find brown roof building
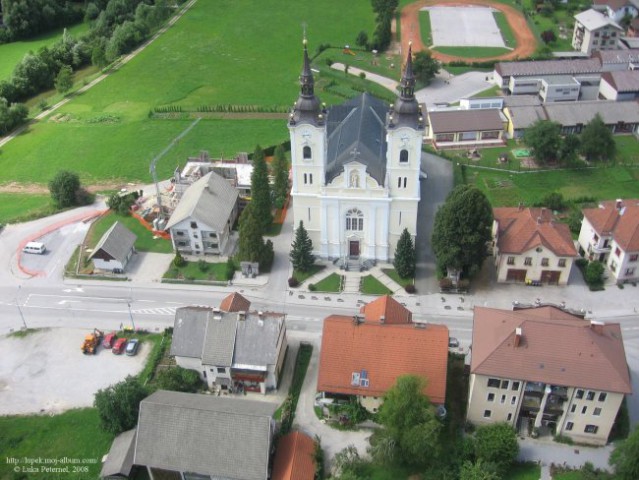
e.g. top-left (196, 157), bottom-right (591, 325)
top-left (578, 199), bottom-right (639, 283)
top-left (467, 306), bottom-right (631, 445)
top-left (317, 296), bottom-right (448, 411)
top-left (426, 108), bottom-right (505, 148)
top-left (271, 431), bottom-right (316, 480)
top-left (220, 292), bottom-right (251, 312)
top-left (492, 207), bottom-right (578, 285)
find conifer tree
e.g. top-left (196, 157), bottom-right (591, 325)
top-left (393, 228), bottom-right (416, 278)
top-left (272, 144), bottom-right (289, 209)
top-left (290, 221), bottom-right (315, 272)
top-left (250, 144), bottom-right (273, 231)
top-left (237, 205), bottom-right (271, 267)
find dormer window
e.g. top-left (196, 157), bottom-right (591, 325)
top-left (303, 146), bottom-right (311, 159)
top-left (399, 149), bottom-right (408, 163)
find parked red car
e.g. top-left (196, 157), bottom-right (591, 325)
top-left (112, 338), bottom-right (127, 355)
top-left (103, 332), bottom-right (117, 349)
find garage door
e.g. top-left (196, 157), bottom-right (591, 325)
top-left (506, 269), bottom-right (527, 282)
top-left (541, 270), bottom-right (561, 284)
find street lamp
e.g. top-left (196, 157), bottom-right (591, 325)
top-left (127, 303), bottom-right (136, 332)
top-left (16, 285), bottom-right (27, 330)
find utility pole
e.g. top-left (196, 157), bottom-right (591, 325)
top-left (127, 303), bottom-right (136, 331)
top-left (149, 117), bottom-right (202, 221)
top-left (16, 285), bottom-right (27, 329)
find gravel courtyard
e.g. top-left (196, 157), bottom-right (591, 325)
top-left (0, 328), bottom-right (149, 415)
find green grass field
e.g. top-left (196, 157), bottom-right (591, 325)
top-left (0, 22), bottom-right (89, 81)
top-left (0, 0), bottom-right (377, 187)
top-left (163, 260), bottom-right (228, 281)
top-left (433, 46), bottom-right (511, 57)
top-left (86, 212), bottom-right (173, 253)
top-left (0, 408), bottom-right (114, 480)
top-left (311, 272), bottom-right (342, 292)
top-left (419, 11), bottom-right (432, 46)
top-left (360, 275), bottom-right (392, 295)
top-left (0, 193), bottom-right (54, 224)
top-left (493, 12), bottom-right (517, 48)
top-left (503, 462), bottom-right (542, 480)
top-left (381, 268), bottom-right (413, 287)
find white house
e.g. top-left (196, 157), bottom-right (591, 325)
top-left (598, 70), bottom-right (639, 100)
top-left (492, 207), bottom-right (577, 284)
top-left (592, 0), bottom-right (639, 24)
top-left (578, 199), bottom-right (639, 283)
top-left (170, 294), bottom-right (287, 394)
top-left (573, 9), bottom-right (623, 54)
top-left (288, 41), bottom-right (424, 266)
top-left (89, 221), bottom-right (137, 273)
top-left (165, 171), bottom-right (239, 256)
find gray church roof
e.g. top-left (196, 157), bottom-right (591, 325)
top-left (326, 93), bottom-right (389, 186)
top-left (89, 221), bottom-right (136, 263)
top-left (166, 171), bottom-right (238, 230)
top-left (134, 391), bottom-right (276, 480)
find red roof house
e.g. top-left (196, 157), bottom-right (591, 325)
top-left (271, 431), bottom-right (316, 480)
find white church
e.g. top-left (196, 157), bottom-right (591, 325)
top-left (288, 41), bottom-right (425, 264)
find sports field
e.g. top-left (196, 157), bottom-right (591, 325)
top-left (0, 0), bottom-right (376, 186)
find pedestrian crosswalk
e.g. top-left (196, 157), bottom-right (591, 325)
top-left (131, 307), bottom-right (177, 316)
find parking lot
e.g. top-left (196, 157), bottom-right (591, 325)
top-left (0, 327), bottom-right (149, 415)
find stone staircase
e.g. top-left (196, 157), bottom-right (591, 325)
top-left (345, 257), bottom-right (361, 272)
top-left (342, 274), bottom-right (361, 293)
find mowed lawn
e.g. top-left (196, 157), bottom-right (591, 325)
top-left (0, 0), bottom-right (376, 186)
top-left (0, 193), bottom-right (52, 224)
top-left (0, 22), bottom-right (89, 80)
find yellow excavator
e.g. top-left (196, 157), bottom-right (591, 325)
top-left (81, 329), bottom-right (104, 354)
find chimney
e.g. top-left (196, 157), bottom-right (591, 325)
top-left (514, 327), bottom-right (522, 347)
top-left (238, 310), bottom-right (246, 321)
top-left (379, 315), bottom-right (385, 324)
top-left (615, 199), bottom-right (623, 210)
top-left (590, 320), bottom-right (604, 335)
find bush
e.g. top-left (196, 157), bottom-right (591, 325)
top-left (48, 170), bottom-right (82, 208)
top-left (197, 259), bottom-right (208, 273)
top-left (585, 261), bottom-right (604, 285)
top-left (440, 277), bottom-right (453, 290)
top-left (457, 279), bottom-right (470, 290)
top-left (156, 366), bottom-right (202, 393)
top-left (288, 277), bottom-right (299, 288)
top-left (404, 284), bottom-right (416, 294)
top-left (308, 283), bottom-right (317, 291)
top-left (540, 192), bottom-right (566, 211)
top-left (225, 258), bottom-right (235, 281)
top-left (173, 252), bottom-right (186, 268)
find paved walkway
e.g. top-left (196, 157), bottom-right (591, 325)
top-left (518, 437), bottom-right (614, 476)
top-left (331, 63), bottom-right (399, 92)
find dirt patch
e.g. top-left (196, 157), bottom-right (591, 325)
top-left (0, 181), bottom-right (143, 195)
top-left (401, 0), bottom-right (538, 62)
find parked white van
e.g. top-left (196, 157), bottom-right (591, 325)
top-left (23, 242), bottom-right (46, 254)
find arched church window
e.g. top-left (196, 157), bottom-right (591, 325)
top-left (399, 149), bottom-right (408, 163)
top-left (303, 146), bottom-right (312, 159)
top-left (345, 208), bottom-right (364, 231)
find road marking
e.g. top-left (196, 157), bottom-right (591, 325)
top-left (57, 300), bottom-right (80, 305)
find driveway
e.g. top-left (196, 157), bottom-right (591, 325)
top-left (416, 70), bottom-right (493, 107)
top-left (415, 152), bottom-right (453, 294)
top-left (0, 327), bottom-right (149, 415)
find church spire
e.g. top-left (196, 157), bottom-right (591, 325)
top-left (389, 42), bottom-right (422, 129)
top-left (290, 37), bottom-right (323, 126)
top-left (399, 43), bottom-right (416, 100)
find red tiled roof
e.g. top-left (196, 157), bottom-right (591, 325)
top-left (219, 292), bottom-right (251, 312)
top-left (471, 306), bottom-right (632, 394)
top-left (583, 199), bottom-right (639, 251)
top-left (271, 431), bottom-right (316, 480)
top-left (493, 207), bottom-right (577, 256)
top-left (317, 315), bottom-right (449, 404)
top-left (360, 295), bottom-right (412, 324)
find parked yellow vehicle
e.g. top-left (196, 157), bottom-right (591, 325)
top-left (81, 329), bottom-right (104, 354)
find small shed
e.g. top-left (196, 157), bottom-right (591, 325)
top-left (89, 221), bottom-right (137, 273)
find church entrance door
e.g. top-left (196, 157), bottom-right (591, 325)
top-left (349, 240), bottom-right (360, 258)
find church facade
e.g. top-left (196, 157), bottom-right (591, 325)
top-left (288, 42), bottom-right (424, 263)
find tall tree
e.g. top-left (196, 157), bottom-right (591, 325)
top-left (375, 374), bottom-right (442, 466)
top-left (237, 205), bottom-right (273, 268)
top-left (94, 375), bottom-right (148, 435)
top-left (55, 65), bottom-right (73, 94)
top-left (523, 120), bottom-right (562, 164)
top-left (48, 170), bottom-right (81, 208)
top-left (393, 228), bottom-right (416, 278)
top-left (271, 144), bottom-right (289, 209)
top-left (580, 114), bottom-right (616, 162)
top-left (609, 425), bottom-right (639, 480)
top-left (431, 185), bottom-right (493, 278)
top-left (474, 423), bottom-right (519, 475)
top-left (290, 221), bottom-right (315, 273)
top-left (412, 51), bottom-right (440, 85)
top-left (250, 144), bottom-right (273, 231)
top-left (459, 460), bottom-right (501, 480)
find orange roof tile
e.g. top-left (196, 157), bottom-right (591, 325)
top-left (471, 306), bottom-right (631, 394)
top-left (360, 295), bottom-right (412, 324)
top-left (271, 431), bottom-right (316, 480)
top-left (583, 199), bottom-right (639, 252)
top-left (493, 207), bottom-right (577, 256)
top-left (219, 292), bottom-right (251, 313)
top-left (317, 315), bottom-right (449, 404)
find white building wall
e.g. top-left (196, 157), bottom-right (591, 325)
top-left (598, 78), bottom-right (619, 100)
top-left (93, 258), bottom-right (125, 272)
top-left (496, 246), bottom-right (574, 285)
top-left (558, 390), bottom-right (624, 446)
